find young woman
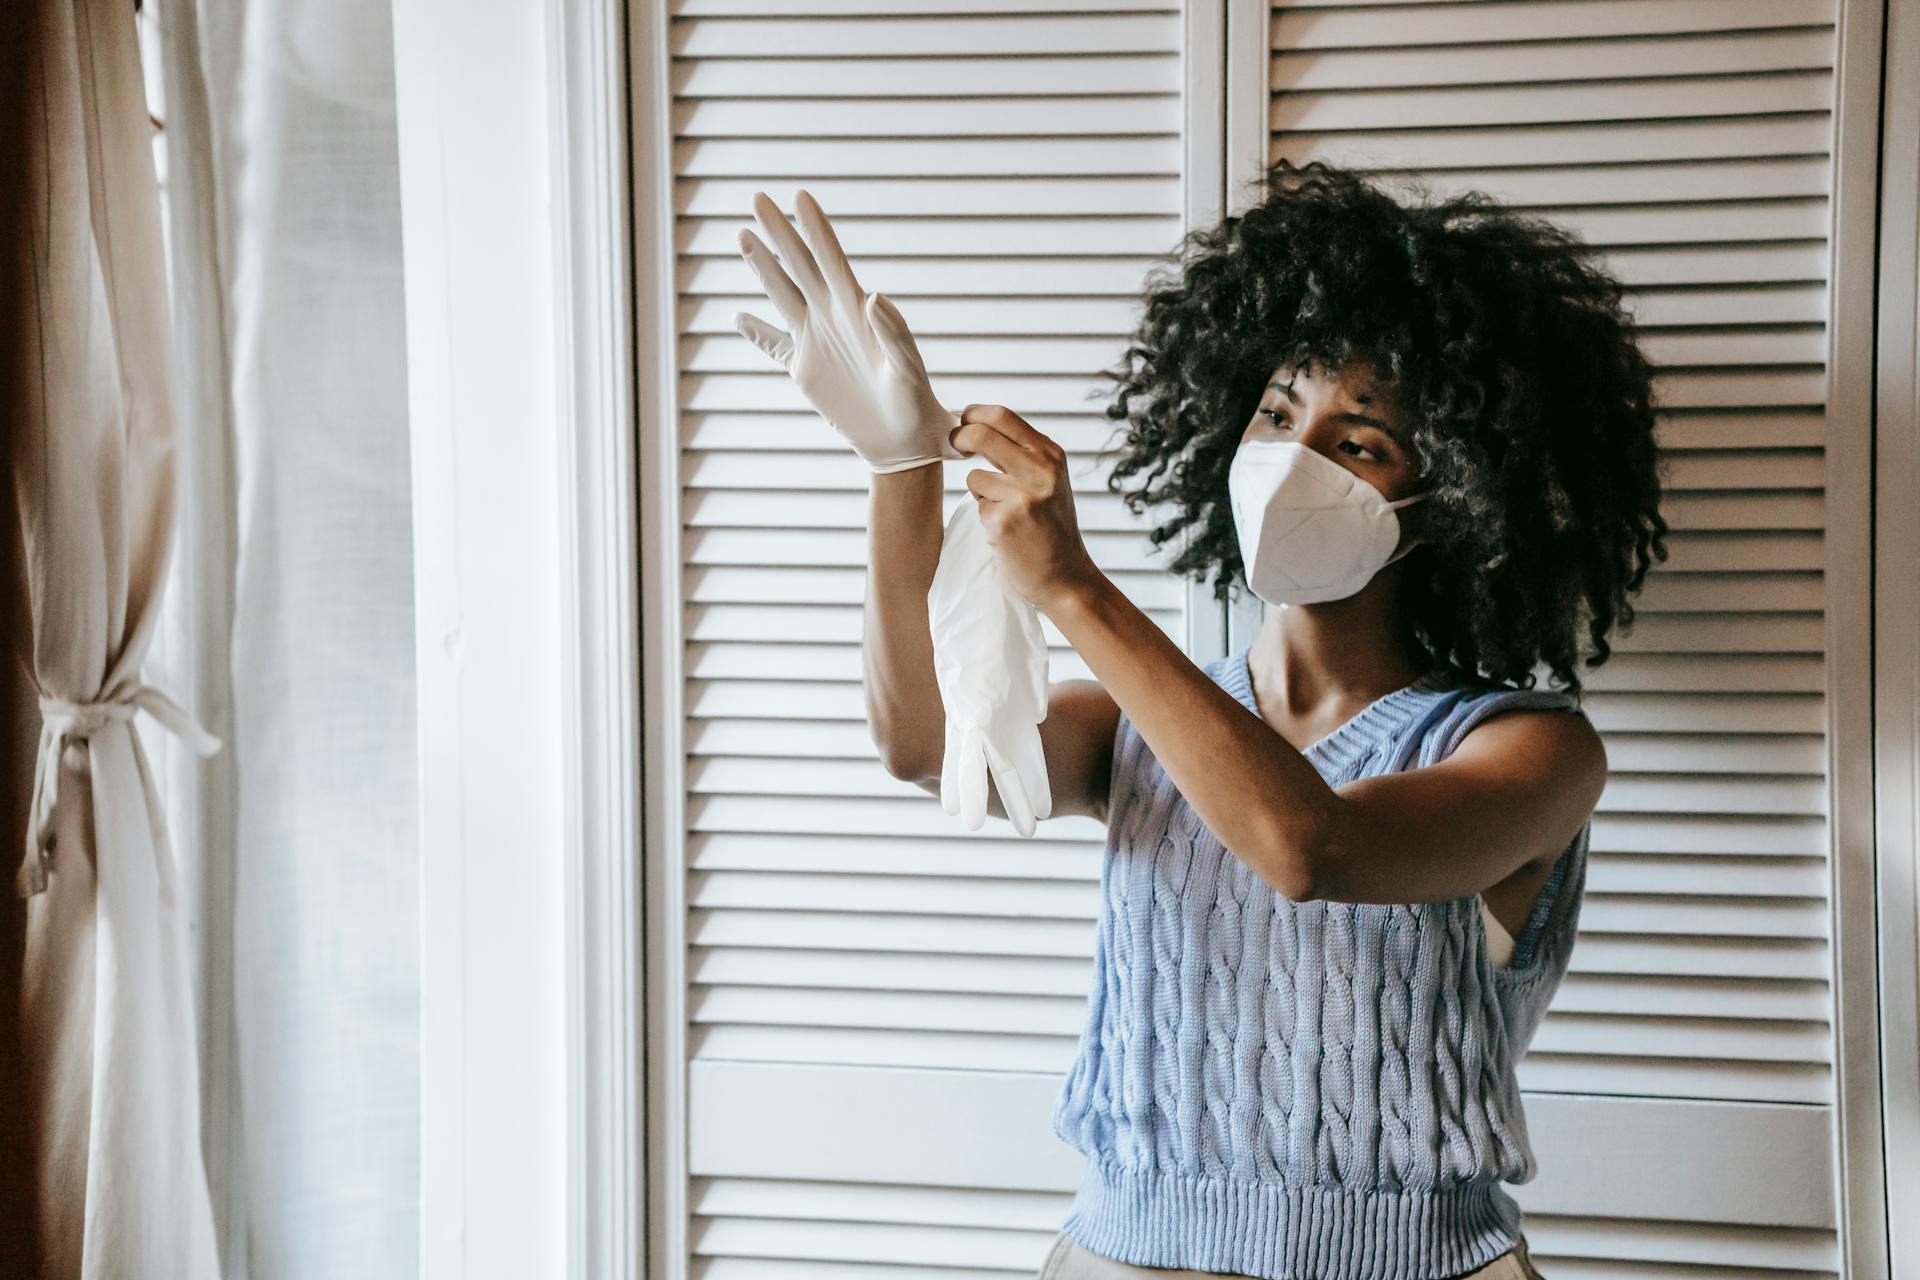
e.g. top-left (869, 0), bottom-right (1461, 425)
top-left (739, 158), bottom-right (1668, 1280)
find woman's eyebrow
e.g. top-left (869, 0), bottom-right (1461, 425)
top-left (1266, 379), bottom-right (1399, 435)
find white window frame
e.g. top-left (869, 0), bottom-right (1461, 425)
top-left (393, 0), bottom-right (642, 1277)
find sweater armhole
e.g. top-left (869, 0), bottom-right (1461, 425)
top-left (1507, 830), bottom-right (1584, 972)
top-left (1434, 687), bottom-right (1590, 973)
top-left (1427, 686), bottom-right (1585, 769)
top-left (1102, 708), bottom-right (1132, 826)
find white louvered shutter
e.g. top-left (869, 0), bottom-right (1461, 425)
top-left (666, 3), bottom-right (1192, 1274)
top-left (1236, 0), bottom-right (1851, 1274)
top-left (652, 1), bottom-right (1864, 1277)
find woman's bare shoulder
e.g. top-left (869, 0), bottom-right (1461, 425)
top-left (1452, 701), bottom-right (1608, 835)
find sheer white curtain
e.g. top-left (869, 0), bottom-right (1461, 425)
top-left (143, 0), bottom-right (420, 1274)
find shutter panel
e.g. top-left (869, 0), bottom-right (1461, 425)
top-left (668, 2), bottom-right (1189, 1274)
top-left (1248, 0), bottom-right (1846, 1273)
top-left (651, 0), bottom-right (1859, 1276)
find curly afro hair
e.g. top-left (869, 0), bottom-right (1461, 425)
top-left (1099, 157), bottom-right (1671, 697)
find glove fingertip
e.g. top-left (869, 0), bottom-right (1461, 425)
top-left (959, 730), bottom-right (988, 831)
top-left (980, 738), bottom-right (1037, 839)
top-left (939, 725), bottom-right (961, 816)
top-left (1007, 787), bottom-right (1036, 839)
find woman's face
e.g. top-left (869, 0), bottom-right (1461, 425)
top-left (1239, 357), bottom-right (1425, 504)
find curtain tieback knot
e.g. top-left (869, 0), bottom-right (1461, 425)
top-left (17, 683), bottom-right (222, 898)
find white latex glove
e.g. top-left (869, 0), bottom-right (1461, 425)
top-left (735, 190), bottom-right (965, 474)
top-left (927, 498), bottom-right (1053, 837)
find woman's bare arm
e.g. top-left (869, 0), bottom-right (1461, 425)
top-left (860, 464), bottom-right (946, 778)
top-left (1045, 575), bottom-right (1605, 901)
top-left (861, 463), bottom-right (1121, 822)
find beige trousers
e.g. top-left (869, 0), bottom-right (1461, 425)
top-left (1036, 1231), bottom-right (1547, 1280)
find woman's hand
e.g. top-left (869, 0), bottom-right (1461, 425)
top-left (735, 190), bottom-right (963, 474)
top-left (953, 404), bottom-right (1104, 613)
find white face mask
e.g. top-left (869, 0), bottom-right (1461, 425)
top-left (1228, 439), bottom-right (1429, 606)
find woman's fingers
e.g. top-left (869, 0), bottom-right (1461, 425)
top-left (734, 311), bottom-right (794, 369)
top-left (737, 226), bottom-right (809, 333)
top-left (964, 464), bottom-right (1023, 506)
top-left (952, 410), bottom-right (1059, 491)
top-left (952, 421), bottom-right (1025, 472)
top-left (749, 191), bottom-right (830, 312)
top-left (960, 403), bottom-right (1064, 464)
top-left (794, 189), bottom-right (867, 314)
top-left (868, 293), bottom-right (931, 381)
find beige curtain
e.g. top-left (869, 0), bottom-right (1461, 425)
top-left (6, 0), bottom-right (223, 1275)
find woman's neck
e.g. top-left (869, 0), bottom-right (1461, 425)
top-left (1248, 593), bottom-right (1430, 711)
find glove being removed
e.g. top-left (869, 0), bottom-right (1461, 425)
top-left (734, 190), bottom-right (965, 474)
top-left (927, 499), bottom-right (1052, 837)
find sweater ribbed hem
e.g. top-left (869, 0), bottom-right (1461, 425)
top-left (1061, 1158), bottom-right (1523, 1280)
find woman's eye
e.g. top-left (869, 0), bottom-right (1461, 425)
top-left (1261, 407), bottom-right (1379, 460)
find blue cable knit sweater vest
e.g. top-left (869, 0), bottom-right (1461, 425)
top-left (1050, 646), bottom-right (1591, 1280)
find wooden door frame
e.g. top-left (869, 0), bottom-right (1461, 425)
top-left (1866, 0), bottom-right (1920, 1272)
top-left (629, 3), bottom-right (684, 1280)
top-left (394, 0), bottom-right (644, 1275)
top-left (1831, 1), bottom-right (1898, 1276)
